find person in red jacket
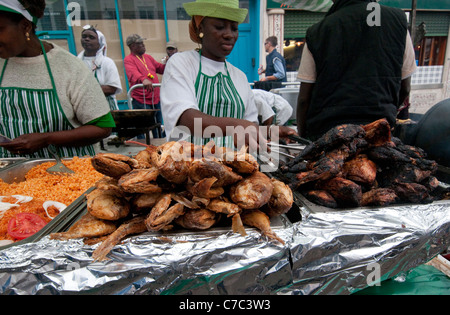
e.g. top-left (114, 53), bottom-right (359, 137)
top-left (124, 34), bottom-right (166, 138)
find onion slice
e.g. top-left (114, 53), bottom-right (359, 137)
top-left (43, 201), bottom-right (67, 220)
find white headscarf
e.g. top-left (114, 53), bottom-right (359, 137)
top-left (0, 0), bottom-right (37, 23)
top-left (78, 29), bottom-right (108, 70)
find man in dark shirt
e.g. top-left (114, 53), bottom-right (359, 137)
top-left (296, 0), bottom-right (416, 140)
top-left (259, 36), bottom-right (287, 82)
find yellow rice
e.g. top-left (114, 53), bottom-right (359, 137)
top-left (0, 157), bottom-right (103, 206)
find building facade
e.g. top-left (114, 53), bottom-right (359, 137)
top-left (266, 0), bottom-right (450, 115)
top-left (37, 0), bottom-right (450, 115)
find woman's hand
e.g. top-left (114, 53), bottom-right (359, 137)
top-left (178, 109), bottom-right (269, 154)
top-left (0, 126), bottom-right (111, 156)
top-left (232, 119), bottom-right (267, 154)
top-left (0, 133), bottom-right (49, 155)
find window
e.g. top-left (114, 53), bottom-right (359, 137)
top-left (416, 36), bottom-right (447, 66)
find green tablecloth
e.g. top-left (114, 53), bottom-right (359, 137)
top-left (355, 265), bottom-right (450, 295)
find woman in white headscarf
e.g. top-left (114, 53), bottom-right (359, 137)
top-left (78, 26), bottom-right (122, 110)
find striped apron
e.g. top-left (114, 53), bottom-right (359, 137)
top-left (0, 41), bottom-right (95, 158)
top-left (193, 51), bottom-right (245, 148)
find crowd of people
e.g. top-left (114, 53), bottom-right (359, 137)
top-left (3, 0), bottom-right (442, 162)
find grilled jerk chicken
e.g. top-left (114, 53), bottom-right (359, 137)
top-left (362, 118), bottom-right (391, 147)
top-left (304, 190), bottom-right (338, 208)
top-left (281, 119), bottom-right (442, 209)
top-left (316, 177), bottom-right (362, 207)
top-left (342, 154), bottom-right (377, 186)
top-left (361, 188), bottom-right (398, 207)
top-left (300, 123), bottom-right (366, 160)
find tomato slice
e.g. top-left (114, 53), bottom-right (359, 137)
top-left (7, 213), bottom-right (47, 240)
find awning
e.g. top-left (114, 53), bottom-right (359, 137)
top-left (270, 0), bottom-right (333, 12)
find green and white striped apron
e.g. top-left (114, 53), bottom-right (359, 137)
top-left (0, 41), bottom-right (95, 158)
top-left (193, 51), bottom-right (245, 148)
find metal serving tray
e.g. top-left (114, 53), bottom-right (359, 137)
top-left (0, 159), bottom-right (93, 251)
top-left (292, 177), bottom-right (450, 214)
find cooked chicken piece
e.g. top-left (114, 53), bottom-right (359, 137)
top-left (198, 140), bottom-right (222, 160)
top-left (231, 213), bottom-right (247, 236)
top-left (377, 163), bottom-right (434, 188)
top-left (360, 188), bottom-right (398, 207)
top-left (175, 208), bottom-right (218, 230)
top-left (304, 190), bottom-right (338, 208)
top-left (118, 168), bottom-right (161, 194)
top-left (367, 144), bottom-right (413, 165)
top-left (188, 158), bottom-right (242, 187)
top-left (129, 192), bottom-right (163, 213)
top-left (186, 177), bottom-right (225, 199)
top-left (362, 118), bottom-right (391, 146)
top-left (343, 154), bottom-right (377, 186)
top-left (134, 145), bottom-right (158, 168)
top-left (283, 119), bottom-right (441, 208)
top-left (50, 213), bottom-right (117, 240)
top-left (230, 172), bottom-right (274, 209)
top-left (296, 146), bottom-right (350, 186)
top-left (145, 194), bottom-right (185, 231)
top-left (171, 192), bottom-right (201, 209)
top-left (393, 182), bottom-right (433, 204)
top-left (95, 176), bottom-right (123, 195)
top-left (222, 149), bottom-right (259, 174)
top-left (207, 197), bottom-right (241, 217)
top-left (151, 141), bottom-right (192, 184)
top-left (241, 209), bottom-right (284, 244)
top-left (265, 178), bottom-right (293, 217)
top-left (192, 196), bottom-right (210, 207)
top-left (317, 177), bottom-right (362, 207)
top-left (422, 176), bottom-right (440, 191)
top-left (393, 140), bottom-right (428, 160)
top-left (300, 123), bottom-right (366, 160)
top-left (91, 153), bottom-right (140, 179)
top-left (92, 215), bottom-right (148, 261)
top-left (86, 189), bottom-right (130, 221)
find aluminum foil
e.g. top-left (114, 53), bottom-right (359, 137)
top-left (0, 202), bottom-right (448, 295)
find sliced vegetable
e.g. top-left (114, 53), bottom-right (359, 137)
top-left (43, 201), bottom-right (67, 219)
top-left (7, 213), bottom-right (47, 240)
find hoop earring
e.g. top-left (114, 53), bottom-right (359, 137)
top-left (25, 32), bottom-right (30, 41)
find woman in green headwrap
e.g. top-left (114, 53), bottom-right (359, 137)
top-left (161, 0), bottom-right (296, 152)
top-left (0, 0), bottom-right (115, 158)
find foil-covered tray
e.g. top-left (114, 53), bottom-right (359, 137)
top-left (294, 184), bottom-right (450, 214)
top-left (0, 159), bottom-right (448, 295)
top-left (0, 159), bottom-right (93, 251)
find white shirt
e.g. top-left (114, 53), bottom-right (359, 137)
top-left (298, 33), bottom-right (417, 83)
top-left (80, 55), bottom-right (123, 108)
top-left (253, 89), bottom-right (293, 126)
top-left (161, 50), bottom-right (258, 140)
